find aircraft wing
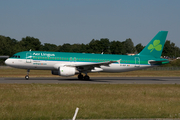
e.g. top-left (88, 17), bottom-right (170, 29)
top-left (68, 61), bottom-right (116, 67)
top-left (65, 61), bottom-right (117, 72)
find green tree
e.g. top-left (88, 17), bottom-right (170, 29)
top-left (135, 43), bottom-right (144, 53)
top-left (162, 40), bottom-right (177, 58)
top-left (79, 43), bottom-right (87, 53)
top-left (58, 43), bottom-right (72, 52)
top-left (87, 39), bottom-right (101, 53)
top-left (174, 46), bottom-right (180, 58)
top-left (0, 36), bottom-right (20, 56)
top-left (99, 38), bottom-right (110, 54)
top-left (123, 38), bottom-right (136, 54)
top-left (41, 43), bottom-right (58, 51)
top-left (70, 44), bottom-right (86, 53)
top-left (87, 38), bottom-right (110, 54)
top-left (110, 41), bottom-right (123, 54)
top-left (19, 36), bottom-right (42, 51)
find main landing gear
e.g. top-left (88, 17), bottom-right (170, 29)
top-left (78, 73), bottom-right (90, 80)
top-left (25, 69), bottom-right (30, 80)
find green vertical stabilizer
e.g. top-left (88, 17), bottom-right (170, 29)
top-left (139, 31), bottom-right (168, 58)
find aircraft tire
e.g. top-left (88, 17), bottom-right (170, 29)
top-left (84, 75), bottom-right (90, 80)
top-left (78, 74), bottom-right (84, 80)
top-left (25, 75), bottom-right (29, 80)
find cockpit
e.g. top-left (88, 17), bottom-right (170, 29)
top-left (11, 55), bottom-right (21, 58)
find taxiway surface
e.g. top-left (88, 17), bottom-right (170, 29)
top-left (0, 77), bottom-right (180, 84)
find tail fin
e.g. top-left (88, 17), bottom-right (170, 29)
top-left (138, 31), bottom-right (168, 58)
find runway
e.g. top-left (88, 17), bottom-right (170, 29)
top-left (0, 77), bottom-right (180, 84)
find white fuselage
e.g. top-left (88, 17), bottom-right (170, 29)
top-left (5, 58), bottom-right (152, 73)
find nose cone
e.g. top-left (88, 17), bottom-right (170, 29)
top-left (5, 59), bottom-right (10, 66)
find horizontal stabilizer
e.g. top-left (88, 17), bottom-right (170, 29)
top-left (148, 59), bottom-right (169, 65)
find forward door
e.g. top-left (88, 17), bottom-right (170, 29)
top-left (26, 52), bottom-right (32, 63)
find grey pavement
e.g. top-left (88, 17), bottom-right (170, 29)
top-left (0, 77), bottom-right (180, 84)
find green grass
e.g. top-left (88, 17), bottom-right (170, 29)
top-left (0, 84), bottom-right (180, 119)
top-left (1, 67), bottom-right (180, 119)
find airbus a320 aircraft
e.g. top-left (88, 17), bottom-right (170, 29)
top-left (5, 31), bottom-right (169, 80)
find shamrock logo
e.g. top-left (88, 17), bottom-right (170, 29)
top-left (148, 40), bottom-right (162, 52)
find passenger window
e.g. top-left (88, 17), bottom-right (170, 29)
top-left (18, 56), bottom-right (20, 58)
top-left (15, 55), bottom-right (17, 58)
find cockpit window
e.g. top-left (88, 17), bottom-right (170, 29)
top-left (11, 55), bottom-right (20, 58)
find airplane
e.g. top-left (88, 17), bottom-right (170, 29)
top-left (5, 31), bottom-right (169, 80)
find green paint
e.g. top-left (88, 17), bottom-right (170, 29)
top-left (148, 40), bottom-right (162, 52)
top-left (139, 31), bottom-right (168, 58)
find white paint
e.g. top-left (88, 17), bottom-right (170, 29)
top-left (72, 107), bottom-right (79, 120)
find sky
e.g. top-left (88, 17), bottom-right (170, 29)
top-left (0, 0), bottom-right (180, 47)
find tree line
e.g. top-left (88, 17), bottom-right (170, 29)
top-left (0, 35), bottom-right (180, 59)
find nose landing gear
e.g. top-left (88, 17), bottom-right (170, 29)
top-left (25, 69), bottom-right (30, 80)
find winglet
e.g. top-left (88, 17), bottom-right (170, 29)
top-left (138, 31), bottom-right (168, 58)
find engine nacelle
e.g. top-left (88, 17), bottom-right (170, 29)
top-left (51, 67), bottom-right (76, 77)
top-left (59, 67), bottom-right (76, 76)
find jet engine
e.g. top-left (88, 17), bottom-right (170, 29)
top-left (51, 67), bottom-right (76, 77)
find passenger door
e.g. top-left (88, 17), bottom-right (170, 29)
top-left (135, 57), bottom-right (140, 67)
top-left (26, 52), bottom-right (32, 63)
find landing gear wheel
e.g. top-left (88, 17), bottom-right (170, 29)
top-left (78, 73), bottom-right (84, 80)
top-left (84, 75), bottom-right (90, 80)
top-left (25, 75), bottom-right (29, 80)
